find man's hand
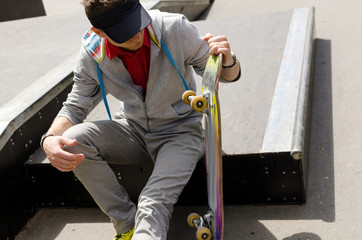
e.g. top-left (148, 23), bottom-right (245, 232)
top-left (204, 33), bottom-right (240, 81)
top-left (204, 33), bottom-right (234, 67)
top-left (43, 136), bottom-right (84, 172)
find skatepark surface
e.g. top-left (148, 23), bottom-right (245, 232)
top-left (3, 0), bottom-right (362, 239)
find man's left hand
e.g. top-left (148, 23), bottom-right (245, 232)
top-left (204, 33), bottom-right (234, 67)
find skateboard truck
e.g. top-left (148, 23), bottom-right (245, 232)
top-left (182, 90), bottom-right (208, 112)
top-left (187, 212), bottom-right (213, 240)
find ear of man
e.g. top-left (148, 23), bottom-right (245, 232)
top-left (91, 27), bottom-right (106, 38)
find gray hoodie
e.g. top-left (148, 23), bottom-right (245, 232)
top-left (58, 10), bottom-right (211, 133)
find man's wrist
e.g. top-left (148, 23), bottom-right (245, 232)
top-left (222, 51), bottom-right (237, 68)
top-left (40, 133), bottom-right (55, 149)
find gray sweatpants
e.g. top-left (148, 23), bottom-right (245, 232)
top-left (62, 118), bottom-right (204, 240)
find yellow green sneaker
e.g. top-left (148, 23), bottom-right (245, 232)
top-left (114, 227), bottom-right (134, 240)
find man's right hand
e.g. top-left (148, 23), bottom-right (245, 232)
top-left (43, 136), bottom-right (84, 172)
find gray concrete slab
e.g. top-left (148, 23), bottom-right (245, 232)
top-left (11, 0), bottom-right (362, 240)
top-left (193, 11), bottom-right (292, 154)
top-left (0, 11), bottom-right (90, 107)
top-left (42, 0), bottom-right (83, 16)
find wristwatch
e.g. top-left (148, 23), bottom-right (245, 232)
top-left (222, 51), bottom-right (237, 68)
top-left (40, 133), bottom-right (55, 149)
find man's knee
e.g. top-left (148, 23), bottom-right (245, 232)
top-left (62, 122), bottom-right (93, 143)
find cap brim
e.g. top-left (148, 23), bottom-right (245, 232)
top-left (103, 4), bottom-right (151, 44)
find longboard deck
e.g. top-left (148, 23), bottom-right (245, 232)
top-left (184, 54), bottom-right (224, 240)
top-left (202, 54), bottom-right (224, 240)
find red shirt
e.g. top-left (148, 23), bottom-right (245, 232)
top-left (105, 29), bottom-right (151, 91)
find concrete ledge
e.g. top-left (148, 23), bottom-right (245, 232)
top-left (0, 54), bottom-right (76, 151)
top-left (262, 8), bottom-right (315, 160)
top-left (192, 8), bottom-right (315, 158)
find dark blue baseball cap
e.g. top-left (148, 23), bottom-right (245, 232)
top-left (88, 0), bottom-right (151, 43)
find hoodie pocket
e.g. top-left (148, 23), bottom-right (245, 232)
top-left (171, 100), bottom-right (193, 117)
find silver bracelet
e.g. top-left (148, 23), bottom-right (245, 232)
top-left (40, 133), bottom-right (55, 149)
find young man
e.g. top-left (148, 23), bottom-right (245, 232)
top-left (41, 0), bottom-right (240, 239)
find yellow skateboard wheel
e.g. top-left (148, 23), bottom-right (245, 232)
top-left (191, 96), bottom-right (207, 112)
top-left (196, 227), bottom-right (212, 240)
top-left (187, 213), bottom-right (200, 228)
top-left (182, 90), bottom-right (196, 105)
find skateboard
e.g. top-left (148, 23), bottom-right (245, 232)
top-left (182, 54), bottom-right (224, 240)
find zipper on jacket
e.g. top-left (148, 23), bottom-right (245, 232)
top-left (115, 82), bottom-right (150, 132)
top-left (143, 102), bottom-right (151, 133)
top-left (99, 68), bottom-right (151, 131)
top-left (117, 83), bottom-right (151, 133)
top-left (108, 72), bottom-right (151, 132)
